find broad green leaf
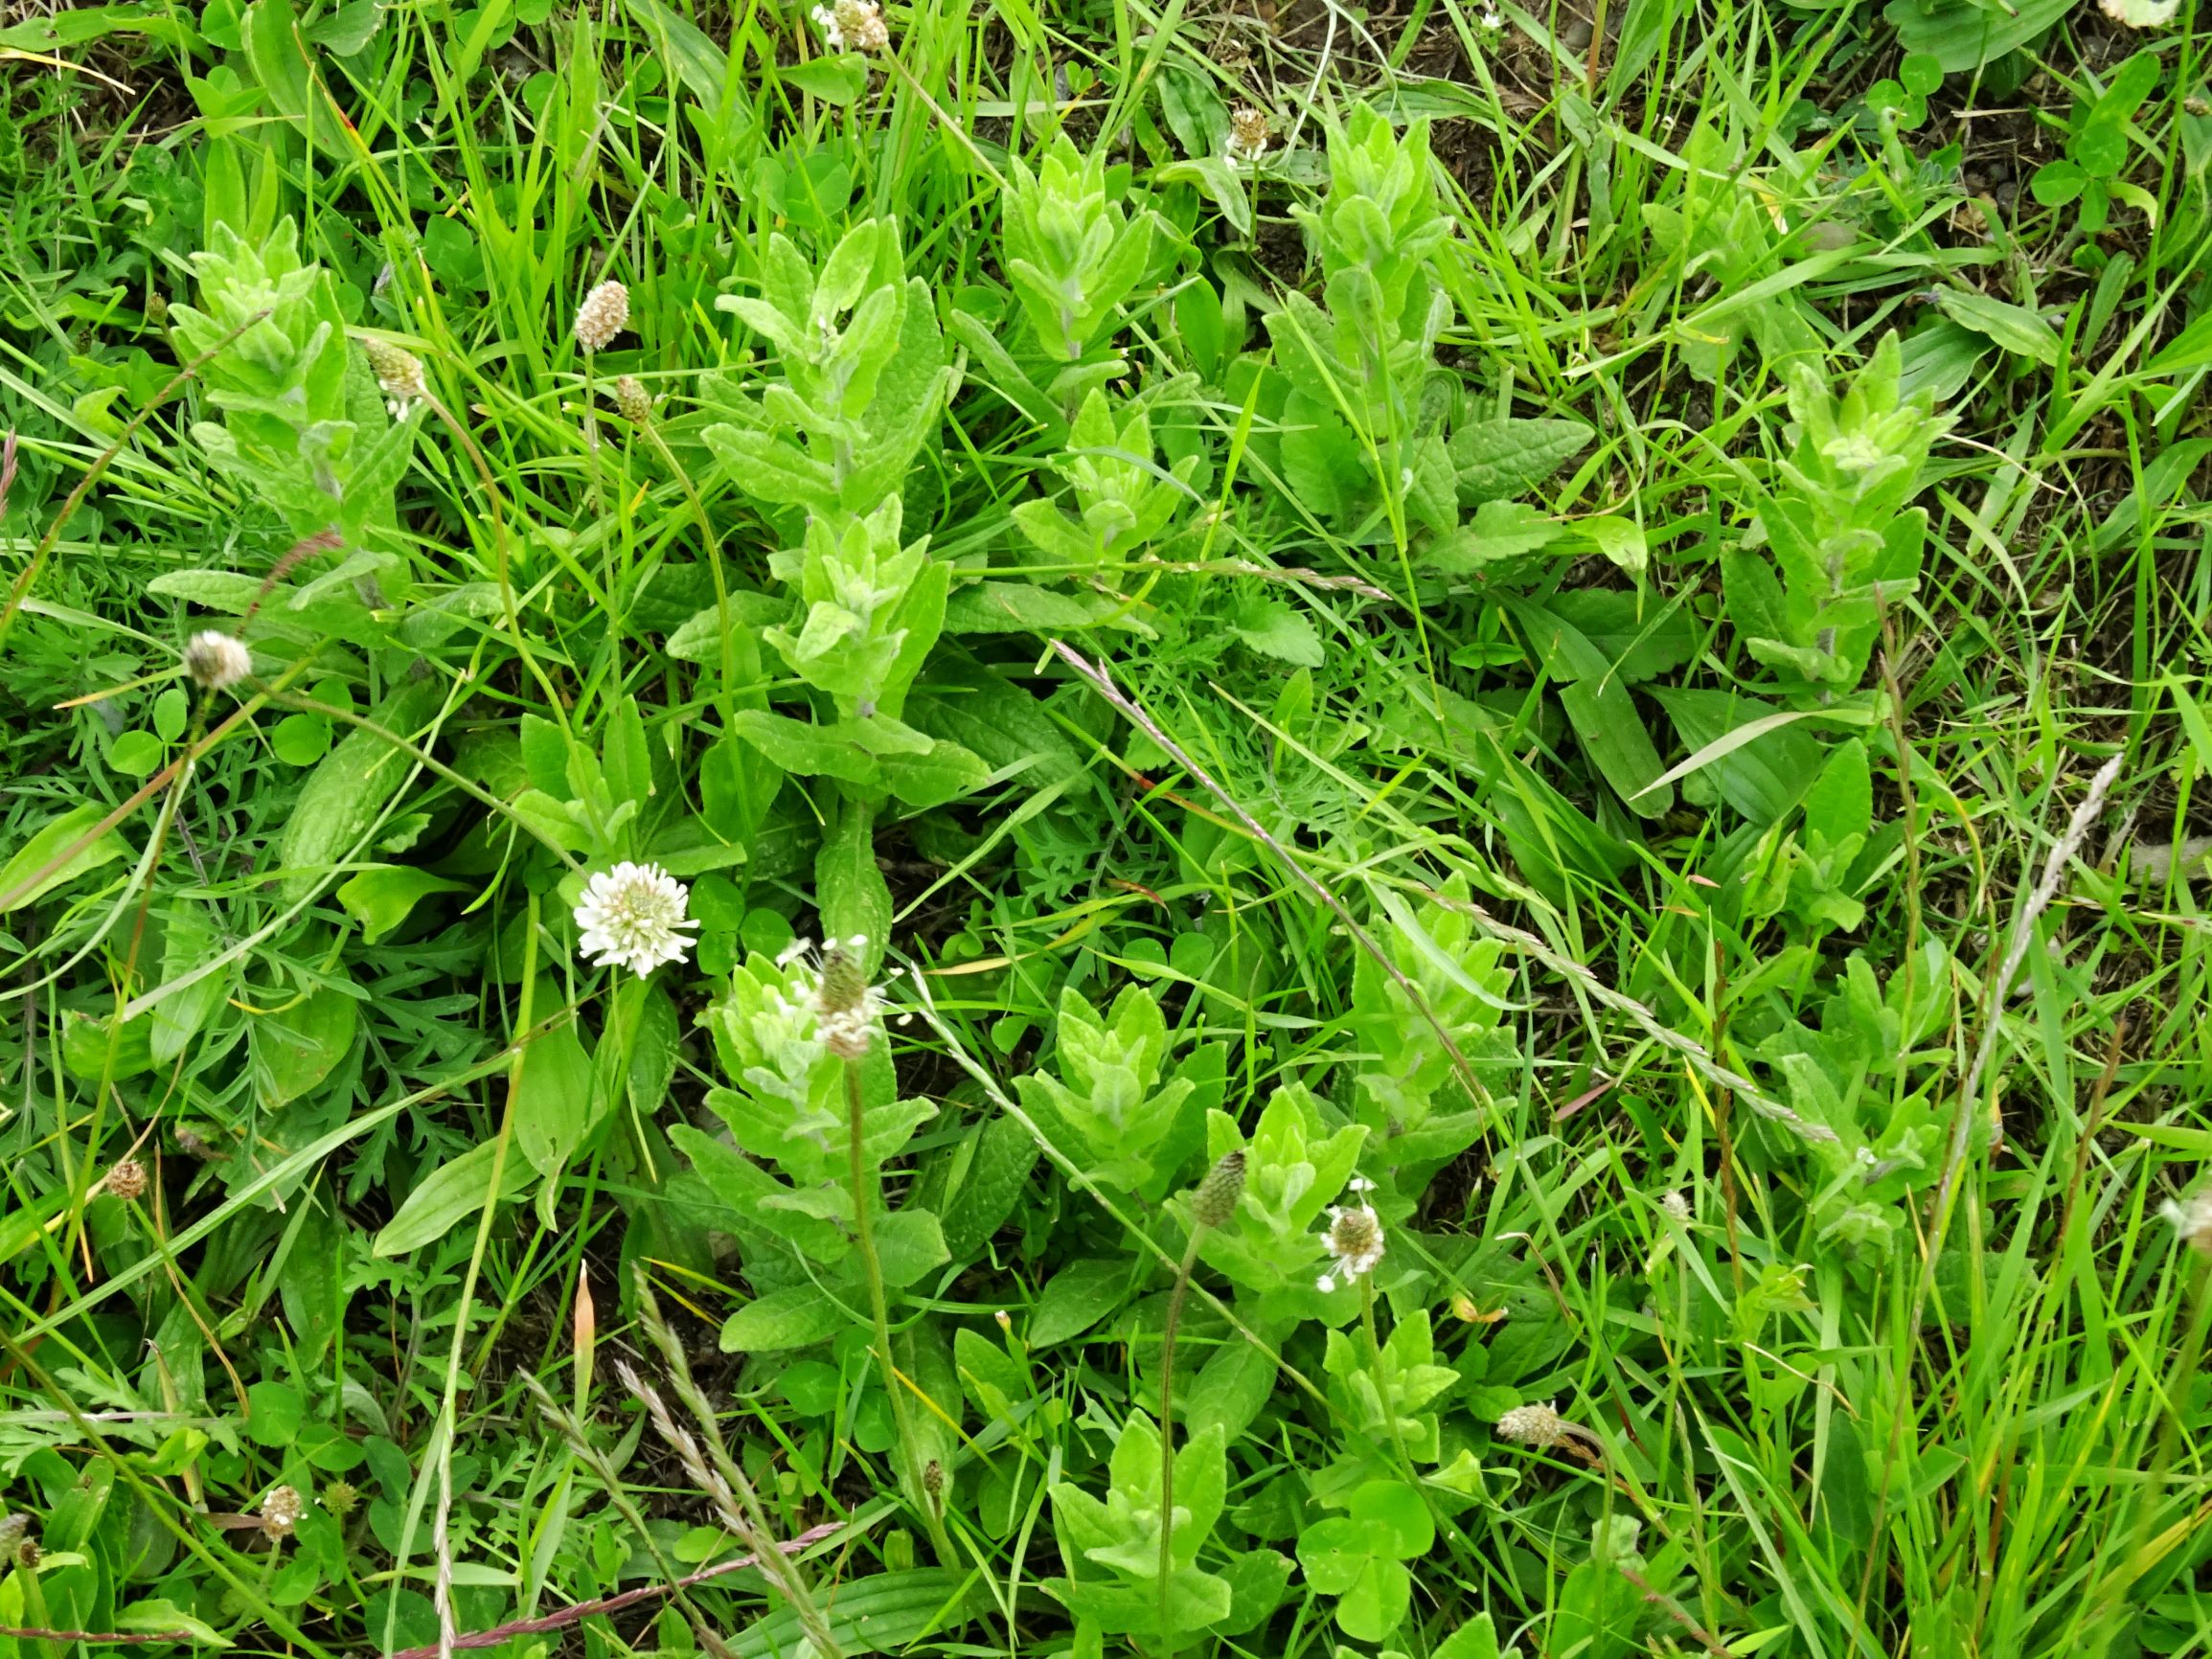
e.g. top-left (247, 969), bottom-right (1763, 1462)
top-left (721, 1284), bottom-right (852, 1352)
top-left (514, 1021), bottom-right (597, 1178)
top-left (733, 1569), bottom-right (982, 1659)
top-left (1449, 417), bottom-right (1592, 503)
top-left (816, 796), bottom-right (891, 974)
top-left (149, 902), bottom-right (231, 1063)
top-left (1232, 599), bottom-right (1325, 667)
top-left (937, 1114), bottom-right (1042, 1260)
top-left (1929, 288), bottom-right (2061, 366)
top-left (0, 804), bottom-right (129, 912)
top-left (1425, 500), bottom-right (1563, 572)
top-left (1029, 1257), bottom-right (1131, 1347)
top-left (781, 52), bottom-right (867, 104)
top-left (878, 739), bottom-right (990, 810)
top-left (1647, 686), bottom-right (1830, 825)
top-left (337, 866), bottom-right (467, 944)
top-left (615, 0), bottom-right (731, 109)
top-left (250, 984), bottom-right (358, 1106)
top-left (112, 1599), bottom-right (230, 1648)
top-left (374, 1140), bottom-right (533, 1256)
top-left (870, 1207), bottom-right (949, 1286)
top-left (280, 678), bottom-right (445, 902)
top-left (728, 709), bottom-right (878, 783)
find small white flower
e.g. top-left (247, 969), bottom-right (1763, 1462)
top-left (2163, 1191), bottom-right (2212, 1256)
top-left (1660, 1190), bottom-right (1691, 1221)
top-left (184, 630), bottom-right (252, 692)
top-left (1347, 1174), bottom-right (1377, 1193)
top-left (1478, 5), bottom-right (1503, 28)
top-left (1320, 1203), bottom-right (1385, 1283)
top-left (260, 1484), bottom-right (304, 1540)
top-left (362, 337), bottom-right (429, 418)
top-left (2101, 0), bottom-right (2178, 26)
top-left (573, 861), bottom-right (697, 977)
top-left (1225, 106), bottom-right (1269, 164)
top-left (777, 936), bottom-right (889, 1058)
top-left (813, 0), bottom-right (888, 51)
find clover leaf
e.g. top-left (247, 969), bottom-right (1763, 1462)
top-left (1294, 1479), bottom-right (1434, 1641)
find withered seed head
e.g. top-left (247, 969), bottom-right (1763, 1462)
top-left (103, 1158), bottom-right (148, 1201)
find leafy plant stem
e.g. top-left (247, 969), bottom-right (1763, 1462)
top-left (1156, 1225), bottom-right (1209, 1657)
top-left (1357, 1274), bottom-right (1415, 1480)
top-left (843, 1056), bottom-right (954, 1564)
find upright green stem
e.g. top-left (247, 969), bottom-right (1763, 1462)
top-left (1359, 1274), bottom-right (1415, 1479)
top-left (1156, 1227), bottom-right (1208, 1659)
top-left (843, 1058), bottom-right (954, 1565)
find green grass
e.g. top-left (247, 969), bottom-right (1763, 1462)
top-left (1, 0), bottom-right (2210, 1655)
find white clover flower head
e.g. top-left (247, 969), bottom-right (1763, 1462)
top-left (260, 1484), bottom-right (304, 1539)
top-left (832, 0), bottom-right (889, 51)
top-left (1320, 1203), bottom-right (1385, 1284)
top-left (1660, 1190), bottom-right (1691, 1220)
top-left (574, 279), bottom-right (630, 353)
top-left (1226, 106), bottom-right (1270, 164)
top-left (1496, 1401), bottom-right (1566, 1448)
top-left (2162, 1191), bottom-right (2212, 1256)
top-left (810, 2), bottom-right (845, 46)
top-left (184, 630), bottom-right (252, 692)
top-left (573, 861), bottom-right (697, 978)
top-left (2100, 0), bottom-right (2178, 31)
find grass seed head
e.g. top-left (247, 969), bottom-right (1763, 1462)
top-left (362, 338), bottom-right (428, 414)
top-left (574, 279), bottom-right (630, 353)
top-left (1191, 1149), bottom-right (1247, 1228)
top-left (1316, 1202), bottom-right (1384, 1290)
top-left (1497, 1401), bottom-right (1567, 1448)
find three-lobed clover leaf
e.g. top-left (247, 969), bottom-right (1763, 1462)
top-left (1294, 1479), bottom-right (1434, 1642)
